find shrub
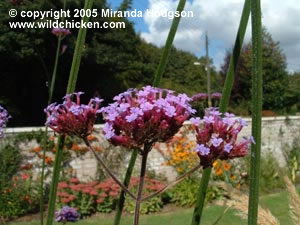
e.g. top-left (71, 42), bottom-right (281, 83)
top-left (0, 143), bottom-right (21, 186)
top-left (168, 177), bottom-right (224, 207)
top-left (57, 178), bottom-right (120, 217)
top-left (0, 173), bottom-right (39, 219)
top-left (0, 143), bottom-right (40, 219)
top-left (124, 177), bottom-right (165, 214)
top-left (56, 177), bottom-right (165, 216)
top-left (282, 137), bottom-right (300, 183)
top-left (241, 152), bottom-right (285, 193)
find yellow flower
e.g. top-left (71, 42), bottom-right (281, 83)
top-left (177, 167), bottom-right (183, 173)
top-left (213, 160), bottom-right (220, 169)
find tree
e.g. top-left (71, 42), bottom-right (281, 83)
top-left (0, 0), bottom-right (142, 126)
top-left (220, 28), bottom-right (289, 112)
top-left (285, 72), bottom-right (300, 113)
top-left (0, 0), bottom-right (222, 126)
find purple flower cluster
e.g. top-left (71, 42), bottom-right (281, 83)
top-left (0, 105), bottom-right (10, 138)
top-left (191, 93), bottom-right (208, 101)
top-left (56, 206), bottom-right (80, 223)
top-left (191, 92), bottom-right (222, 102)
top-left (191, 108), bottom-right (254, 168)
top-left (211, 92), bottom-right (222, 99)
top-left (100, 86), bottom-right (195, 148)
top-left (52, 28), bottom-right (71, 37)
top-left (45, 92), bottom-right (102, 138)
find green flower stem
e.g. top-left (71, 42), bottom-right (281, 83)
top-left (39, 126), bottom-right (48, 225)
top-left (191, 167), bottom-right (211, 225)
top-left (46, 135), bottom-right (65, 225)
top-left (113, 1), bottom-right (186, 224)
top-left (134, 145), bottom-right (151, 225)
top-left (113, 149), bottom-right (138, 225)
top-left (46, 1), bottom-right (95, 224)
top-left (48, 35), bottom-right (62, 102)
top-left (66, 0), bottom-right (94, 93)
top-left (219, 0), bottom-right (251, 111)
top-left (248, 0), bottom-right (263, 224)
top-left (191, 1), bottom-right (251, 224)
top-left (153, 0), bottom-right (187, 86)
top-left (40, 1), bottom-right (68, 223)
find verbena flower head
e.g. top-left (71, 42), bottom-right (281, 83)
top-left (211, 92), bottom-right (222, 99)
top-left (56, 206), bottom-right (80, 223)
top-left (100, 86), bottom-right (195, 149)
top-left (191, 108), bottom-right (254, 168)
top-left (0, 105), bottom-right (10, 138)
top-left (45, 92), bottom-right (103, 138)
top-left (191, 93), bottom-right (208, 101)
top-left (52, 28), bottom-right (71, 37)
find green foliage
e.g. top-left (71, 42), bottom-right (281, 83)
top-left (220, 27), bottom-right (289, 113)
top-left (56, 179), bottom-right (119, 217)
top-left (124, 196), bottom-right (163, 214)
top-left (96, 198), bottom-right (115, 213)
top-left (0, 136), bottom-right (39, 218)
top-left (285, 72), bottom-right (300, 114)
top-left (282, 137), bottom-right (300, 183)
top-left (168, 177), bottom-right (224, 207)
top-left (242, 153), bottom-right (285, 193)
top-left (124, 177), bottom-right (166, 214)
top-left (0, 144), bottom-right (21, 185)
top-left (0, 173), bottom-right (40, 219)
top-left (168, 178), bottom-right (198, 207)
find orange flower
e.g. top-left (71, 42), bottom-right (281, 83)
top-left (177, 167), bottom-right (183, 173)
top-left (87, 135), bottom-right (98, 141)
top-left (32, 146), bottom-right (42, 153)
top-left (71, 144), bottom-right (80, 151)
top-left (215, 168), bottom-right (223, 176)
top-left (94, 146), bottom-right (103, 152)
top-left (45, 156), bottom-right (53, 165)
top-left (230, 174), bottom-right (236, 180)
top-left (223, 162), bottom-right (231, 171)
top-left (213, 160), bottom-right (220, 169)
top-left (21, 163), bottom-right (33, 170)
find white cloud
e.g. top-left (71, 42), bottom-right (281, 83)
top-left (141, 0), bottom-right (300, 71)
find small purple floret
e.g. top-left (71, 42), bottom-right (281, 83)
top-left (196, 144), bottom-right (210, 156)
top-left (224, 143), bottom-right (233, 153)
top-left (190, 117), bottom-right (201, 126)
top-left (56, 206), bottom-right (80, 223)
top-left (212, 137), bottom-right (223, 147)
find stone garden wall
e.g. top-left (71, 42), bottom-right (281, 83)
top-left (3, 116), bottom-right (300, 181)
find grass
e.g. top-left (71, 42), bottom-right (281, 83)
top-left (8, 188), bottom-right (297, 225)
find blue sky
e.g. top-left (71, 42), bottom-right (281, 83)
top-left (107, 0), bottom-right (300, 72)
top-left (108, 0), bottom-right (149, 33)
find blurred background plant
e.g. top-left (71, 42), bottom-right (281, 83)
top-left (282, 134), bottom-right (300, 183)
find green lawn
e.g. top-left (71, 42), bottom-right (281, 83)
top-left (9, 189), bottom-right (294, 225)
